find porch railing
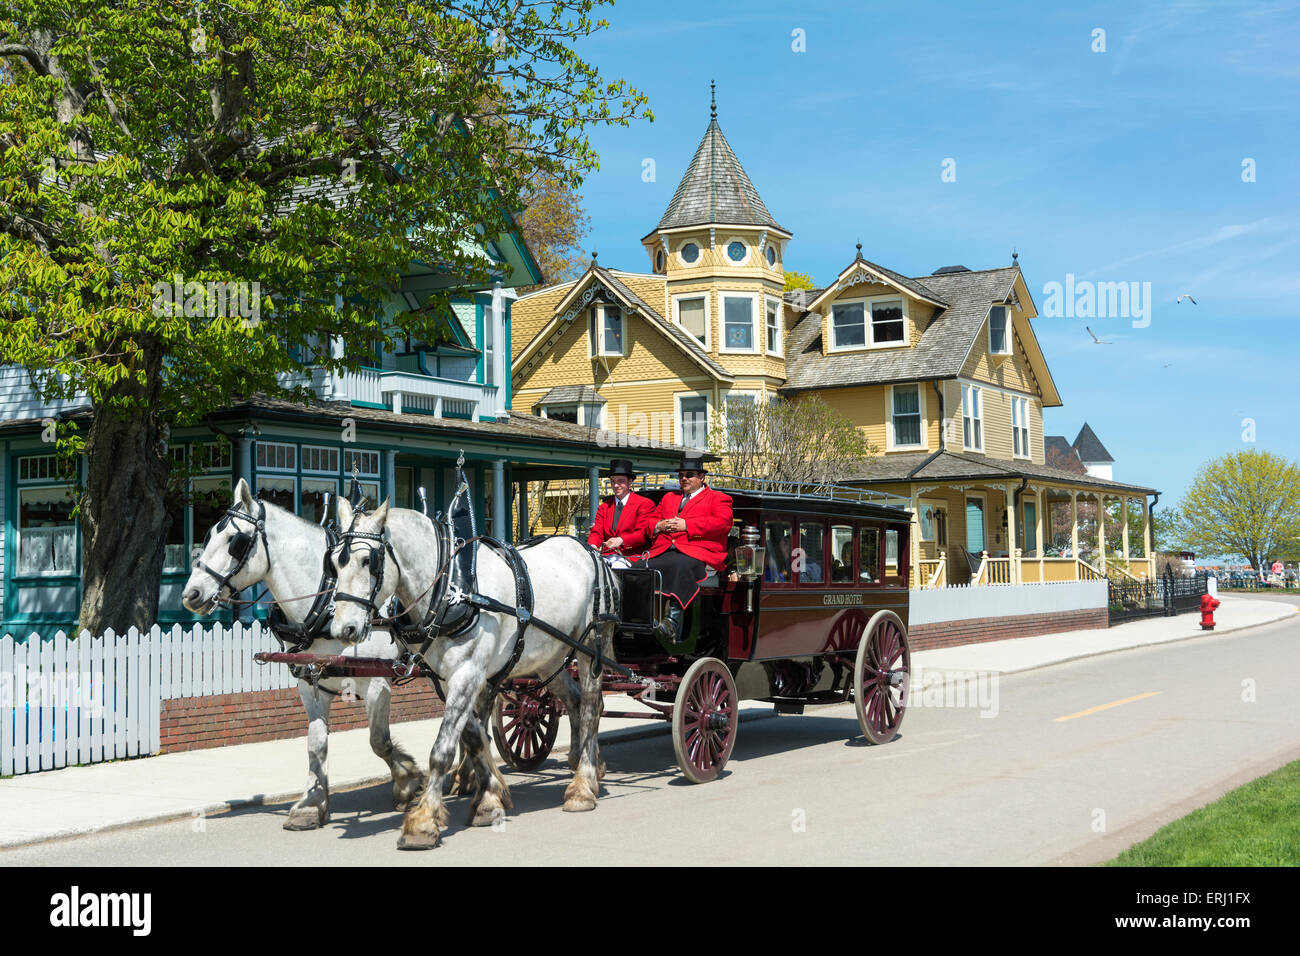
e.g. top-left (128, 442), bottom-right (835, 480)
top-left (975, 551), bottom-right (1013, 585)
top-left (1077, 558), bottom-right (1106, 581)
top-left (917, 551), bottom-right (947, 589)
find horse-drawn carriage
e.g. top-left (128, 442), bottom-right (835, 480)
top-left (492, 478), bottom-right (913, 783)
top-left (184, 460), bottom-right (913, 846)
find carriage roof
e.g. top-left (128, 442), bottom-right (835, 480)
top-left (635, 473), bottom-right (913, 525)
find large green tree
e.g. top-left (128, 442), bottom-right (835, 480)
top-left (1169, 449), bottom-right (1300, 570)
top-left (0, 0), bottom-right (648, 634)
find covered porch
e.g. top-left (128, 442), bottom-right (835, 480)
top-left (843, 451), bottom-right (1159, 589)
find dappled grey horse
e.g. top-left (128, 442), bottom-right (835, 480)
top-left (329, 494), bottom-right (615, 850)
top-left (181, 479), bottom-right (424, 829)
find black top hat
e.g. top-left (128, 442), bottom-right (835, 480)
top-left (606, 458), bottom-right (636, 478)
top-left (677, 453), bottom-right (709, 474)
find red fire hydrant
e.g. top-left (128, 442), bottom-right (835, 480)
top-left (1200, 593), bottom-right (1220, 630)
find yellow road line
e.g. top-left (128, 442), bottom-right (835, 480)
top-left (1054, 691), bottom-right (1163, 722)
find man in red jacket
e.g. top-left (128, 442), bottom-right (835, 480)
top-left (631, 454), bottom-right (734, 642)
top-left (587, 459), bottom-right (657, 563)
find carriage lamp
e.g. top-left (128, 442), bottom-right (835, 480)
top-left (734, 525), bottom-right (765, 580)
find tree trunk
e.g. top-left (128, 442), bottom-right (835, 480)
top-left (77, 394), bottom-right (170, 637)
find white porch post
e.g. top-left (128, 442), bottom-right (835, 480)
top-left (1097, 494), bottom-right (1106, 572)
top-left (1070, 490), bottom-right (1079, 564)
top-left (910, 488), bottom-right (921, 589)
top-left (1036, 490), bottom-right (1045, 581)
top-left (1122, 497), bottom-right (1130, 561)
top-left (1143, 496), bottom-right (1153, 578)
top-left (1005, 483), bottom-right (1018, 583)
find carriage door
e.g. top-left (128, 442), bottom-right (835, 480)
top-left (965, 496), bottom-right (986, 554)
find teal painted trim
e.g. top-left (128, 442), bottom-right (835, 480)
top-left (4, 448), bottom-right (84, 625)
top-left (350, 400), bottom-right (387, 410)
top-left (475, 301), bottom-right (485, 384)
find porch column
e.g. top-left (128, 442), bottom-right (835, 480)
top-left (385, 449), bottom-right (397, 507)
top-left (1097, 494), bottom-right (1106, 572)
top-left (1143, 496), bottom-right (1153, 578)
top-left (492, 459), bottom-right (506, 540)
top-left (518, 480), bottom-right (530, 538)
top-left (909, 489), bottom-right (921, 590)
top-left (1070, 490), bottom-right (1078, 562)
top-left (1121, 496), bottom-right (1130, 561)
top-left (588, 465), bottom-right (600, 529)
top-left (1036, 490), bottom-right (1045, 581)
top-left (1004, 483), bottom-right (1018, 583)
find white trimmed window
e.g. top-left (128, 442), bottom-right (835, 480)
top-left (679, 241), bottom-right (700, 265)
top-left (588, 303), bottom-right (624, 357)
top-left (343, 449), bottom-right (380, 476)
top-left (889, 384), bottom-right (924, 449)
top-left (673, 293), bottom-right (709, 348)
top-left (765, 296), bottom-right (782, 355)
top-left (962, 384), bottom-right (983, 452)
top-left (720, 293), bottom-right (758, 353)
top-left (255, 441), bottom-right (296, 471)
top-left (725, 238), bottom-right (749, 264)
top-left (1012, 396), bottom-right (1030, 458)
top-left (676, 393), bottom-right (710, 448)
top-left (830, 296), bottom-right (908, 351)
top-left (989, 305), bottom-right (1011, 355)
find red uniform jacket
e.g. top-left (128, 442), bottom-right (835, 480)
top-left (587, 492), bottom-right (657, 555)
top-left (642, 485), bottom-right (734, 571)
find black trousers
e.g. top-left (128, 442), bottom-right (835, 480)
top-left (630, 549), bottom-right (709, 609)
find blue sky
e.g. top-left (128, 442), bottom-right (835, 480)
top-left (566, 0), bottom-right (1300, 507)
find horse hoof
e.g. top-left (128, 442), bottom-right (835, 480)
top-left (562, 796), bottom-right (597, 813)
top-left (396, 831), bottom-right (440, 850)
top-left (284, 807), bottom-right (326, 830)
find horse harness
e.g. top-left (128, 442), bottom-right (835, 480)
top-left (195, 501), bottom-right (269, 605)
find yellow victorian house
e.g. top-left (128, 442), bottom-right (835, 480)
top-left (511, 100), bottom-right (1160, 586)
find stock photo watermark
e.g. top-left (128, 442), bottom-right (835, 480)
top-left (151, 274), bottom-right (262, 328)
top-left (1041, 274), bottom-right (1152, 328)
top-left (901, 666), bottom-right (1000, 718)
top-left (2, 671), bottom-right (107, 716)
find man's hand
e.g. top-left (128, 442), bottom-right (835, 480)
top-left (656, 517), bottom-right (686, 534)
top-left (603, 536), bottom-right (624, 550)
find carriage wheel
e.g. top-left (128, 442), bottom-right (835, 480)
top-left (672, 658), bottom-right (738, 783)
top-left (853, 610), bottom-right (910, 745)
top-left (492, 685), bottom-right (561, 771)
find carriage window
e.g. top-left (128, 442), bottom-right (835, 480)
top-left (831, 524), bottom-right (854, 583)
top-left (798, 522), bottom-right (826, 584)
top-left (860, 528), bottom-right (881, 584)
top-left (764, 521), bottom-right (792, 583)
top-left (885, 529), bottom-right (900, 569)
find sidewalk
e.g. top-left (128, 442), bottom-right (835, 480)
top-left (0, 595), bottom-right (1291, 849)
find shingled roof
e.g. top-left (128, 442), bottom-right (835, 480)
top-left (653, 116), bottom-right (789, 235)
top-left (1073, 423), bottom-right (1114, 463)
top-left (839, 450), bottom-right (1156, 494)
top-left (782, 266), bottom-right (1020, 392)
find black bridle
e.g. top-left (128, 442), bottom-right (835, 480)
top-left (195, 500), bottom-right (268, 603)
top-left (332, 514), bottom-right (399, 620)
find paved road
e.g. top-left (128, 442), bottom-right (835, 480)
top-left (6, 609), bottom-right (1298, 866)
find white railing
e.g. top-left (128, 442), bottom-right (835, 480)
top-left (338, 368), bottom-right (498, 418)
top-left (0, 622), bottom-right (295, 776)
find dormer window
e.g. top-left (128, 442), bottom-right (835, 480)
top-left (680, 242), bottom-right (700, 265)
top-left (989, 305), bottom-right (1011, 355)
top-left (588, 303), bottom-right (624, 357)
top-left (829, 296), bottom-right (908, 351)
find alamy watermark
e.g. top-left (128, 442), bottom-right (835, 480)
top-left (901, 666), bottom-right (1000, 718)
top-left (151, 274), bottom-right (261, 327)
top-left (1041, 274), bottom-right (1152, 328)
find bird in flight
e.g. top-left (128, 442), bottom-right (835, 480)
top-left (1177, 294), bottom-right (1198, 305)
top-left (1086, 326), bottom-right (1113, 344)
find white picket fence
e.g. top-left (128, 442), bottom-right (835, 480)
top-left (0, 622), bottom-right (296, 776)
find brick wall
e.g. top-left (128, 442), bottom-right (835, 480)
top-left (909, 608), bottom-right (1106, 653)
top-left (160, 680), bottom-right (445, 753)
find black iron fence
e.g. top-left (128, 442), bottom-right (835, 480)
top-left (1108, 567), bottom-right (1209, 627)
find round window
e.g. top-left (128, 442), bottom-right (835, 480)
top-left (680, 242), bottom-right (700, 264)
top-left (727, 241), bottom-right (747, 263)
top-left (655, 249), bottom-right (665, 272)
top-left (766, 245), bottom-right (777, 267)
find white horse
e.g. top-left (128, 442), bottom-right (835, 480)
top-left (181, 478), bottom-right (425, 830)
top-left (329, 495), bottom-right (615, 850)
